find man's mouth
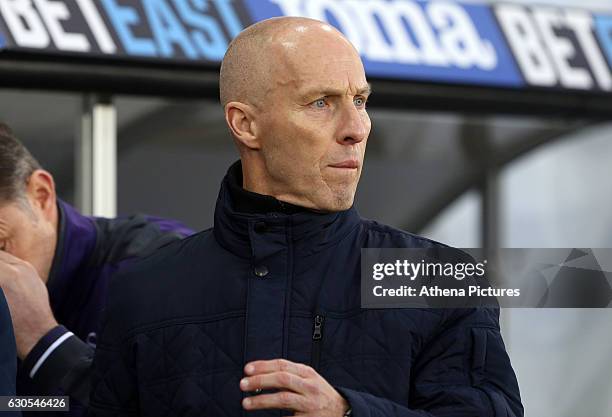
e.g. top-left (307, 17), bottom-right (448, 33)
top-left (329, 160), bottom-right (359, 169)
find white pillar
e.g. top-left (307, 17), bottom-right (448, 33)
top-left (76, 94), bottom-right (117, 217)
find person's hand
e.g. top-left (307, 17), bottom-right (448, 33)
top-left (0, 250), bottom-right (58, 359)
top-left (240, 359), bottom-right (349, 416)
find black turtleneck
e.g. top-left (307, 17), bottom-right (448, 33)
top-left (226, 160), bottom-right (307, 215)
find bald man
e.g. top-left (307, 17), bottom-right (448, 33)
top-left (89, 17), bottom-right (523, 417)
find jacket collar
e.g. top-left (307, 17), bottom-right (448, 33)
top-left (226, 160), bottom-right (306, 215)
top-left (213, 161), bottom-right (361, 260)
top-left (47, 200), bottom-right (98, 316)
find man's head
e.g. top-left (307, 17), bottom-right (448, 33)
top-left (220, 17), bottom-right (371, 212)
top-left (0, 123), bottom-right (58, 282)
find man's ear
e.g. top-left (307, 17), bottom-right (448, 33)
top-left (224, 102), bottom-right (261, 150)
top-left (25, 170), bottom-right (56, 221)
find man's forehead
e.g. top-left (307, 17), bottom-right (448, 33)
top-left (272, 24), bottom-right (362, 67)
top-left (293, 59), bottom-right (369, 91)
top-left (278, 52), bottom-right (368, 94)
top-left (248, 19), bottom-right (368, 103)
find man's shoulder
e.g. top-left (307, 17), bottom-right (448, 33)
top-left (101, 228), bottom-right (215, 334)
top-left (112, 227), bottom-right (214, 278)
top-left (89, 213), bottom-right (195, 267)
top-left (359, 217), bottom-right (450, 249)
top-left (106, 227), bottom-right (219, 304)
top-left (359, 217), bottom-right (479, 268)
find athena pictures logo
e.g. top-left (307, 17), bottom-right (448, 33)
top-left (362, 248), bottom-right (612, 308)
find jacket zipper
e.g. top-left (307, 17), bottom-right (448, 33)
top-left (311, 314), bottom-right (325, 371)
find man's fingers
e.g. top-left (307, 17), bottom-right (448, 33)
top-left (240, 371), bottom-right (305, 394)
top-left (0, 258), bottom-right (20, 285)
top-left (245, 359), bottom-right (299, 376)
top-left (242, 390), bottom-right (305, 412)
top-left (245, 359), bottom-right (316, 379)
top-left (240, 360), bottom-right (333, 413)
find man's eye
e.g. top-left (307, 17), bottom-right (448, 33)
top-left (313, 99), bottom-right (327, 109)
top-left (354, 97), bottom-right (367, 107)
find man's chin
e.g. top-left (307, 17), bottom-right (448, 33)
top-left (325, 192), bottom-right (355, 212)
top-left (308, 181), bottom-right (357, 212)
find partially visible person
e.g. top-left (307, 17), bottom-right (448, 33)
top-left (0, 122), bottom-right (194, 416)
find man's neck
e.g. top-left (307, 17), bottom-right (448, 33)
top-left (227, 160), bottom-right (306, 215)
top-left (41, 200), bottom-right (61, 285)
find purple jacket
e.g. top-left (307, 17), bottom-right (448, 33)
top-left (17, 200), bottom-right (193, 416)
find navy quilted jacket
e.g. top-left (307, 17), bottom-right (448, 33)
top-left (89, 165), bottom-right (523, 417)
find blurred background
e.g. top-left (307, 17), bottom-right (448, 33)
top-left (1, 0), bottom-right (611, 415)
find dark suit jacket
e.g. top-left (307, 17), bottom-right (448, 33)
top-left (0, 287), bottom-right (17, 394)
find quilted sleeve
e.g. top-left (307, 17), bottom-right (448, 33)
top-left (87, 273), bottom-right (139, 417)
top-left (335, 307), bottom-right (523, 417)
top-left (88, 341), bottom-right (138, 416)
top-left (20, 325), bottom-right (94, 403)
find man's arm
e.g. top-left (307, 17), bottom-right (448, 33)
top-left (88, 336), bottom-right (139, 416)
top-left (20, 326), bottom-right (93, 403)
top-left (335, 307), bottom-right (523, 417)
top-left (0, 250), bottom-right (94, 402)
top-left (87, 269), bottom-right (139, 417)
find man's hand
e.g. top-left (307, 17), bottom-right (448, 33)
top-left (0, 250), bottom-right (58, 359)
top-left (240, 359), bottom-right (349, 416)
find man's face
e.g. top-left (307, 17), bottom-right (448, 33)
top-left (0, 198), bottom-right (56, 282)
top-left (255, 27), bottom-right (371, 211)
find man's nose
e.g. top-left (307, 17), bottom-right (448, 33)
top-left (336, 102), bottom-right (369, 145)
